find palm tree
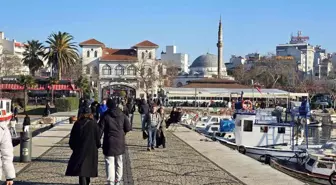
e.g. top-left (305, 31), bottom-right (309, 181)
top-left (45, 32), bottom-right (79, 80)
top-left (22, 40), bottom-right (45, 76)
top-left (47, 77), bottom-right (58, 105)
top-left (18, 75), bottom-right (36, 113)
top-left (75, 75), bottom-right (89, 98)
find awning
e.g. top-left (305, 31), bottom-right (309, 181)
top-left (0, 84), bottom-right (80, 91)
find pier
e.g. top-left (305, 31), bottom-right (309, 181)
top-left (9, 112), bottom-right (306, 185)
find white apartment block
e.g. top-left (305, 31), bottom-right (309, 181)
top-left (161, 45), bottom-right (189, 73)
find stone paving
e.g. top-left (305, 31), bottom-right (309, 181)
top-left (13, 114), bottom-right (244, 185)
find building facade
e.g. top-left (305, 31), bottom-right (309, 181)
top-left (161, 45), bottom-right (189, 73)
top-left (79, 39), bottom-right (164, 100)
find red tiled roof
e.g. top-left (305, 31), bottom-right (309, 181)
top-left (14, 42), bottom-right (25, 47)
top-left (132, 40), bottom-right (158, 48)
top-left (79, 39), bottom-right (105, 47)
top-left (100, 48), bottom-right (137, 61)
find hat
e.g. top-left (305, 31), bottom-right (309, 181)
top-left (107, 98), bottom-right (117, 109)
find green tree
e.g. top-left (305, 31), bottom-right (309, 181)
top-left (22, 40), bottom-right (45, 76)
top-left (45, 32), bottom-right (79, 80)
top-left (47, 77), bottom-right (58, 105)
top-left (75, 75), bottom-right (89, 98)
top-left (18, 75), bottom-right (36, 112)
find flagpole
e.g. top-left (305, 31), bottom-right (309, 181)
top-left (252, 79), bottom-right (255, 107)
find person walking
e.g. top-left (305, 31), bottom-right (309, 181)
top-left (138, 98), bottom-right (150, 131)
top-left (98, 99), bottom-right (108, 119)
top-left (66, 102), bottom-right (101, 185)
top-left (44, 101), bottom-right (51, 117)
top-left (9, 116), bottom-right (17, 138)
top-left (0, 119), bottom-right (16, 185)
top-left (22, 114), bottom-right (31, 132)
top-left (146, 104), bottom-right (162, 151)
top-left (126, 98), bottom-right (136, 129)
top-left (98, 98), bottom-right (131, 185)
top-left (156, 106), bottom-right (166, 148)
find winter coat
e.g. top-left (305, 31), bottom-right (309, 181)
top-left (138, 100), bottom-right (150, 115)
top-left (23, 116), bottom-right (31, 126)
top-left (126, 103), bottom-right (135, 114)
top-left (65, 118), bottom-right (101, 177)
top-left (98, 108), bottom-right (131, 156)
top-left (98, 104), bottom-right (108, 118)
top-left (122, 105), bottom-right (129, 116)
top-left (0, 124), bottom-right (16, 180)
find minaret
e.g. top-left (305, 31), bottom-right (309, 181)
top-left (216, 16), bottom-right (223, 79)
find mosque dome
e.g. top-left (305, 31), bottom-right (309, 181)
top-left (190, 53), bottom-right (218, 68)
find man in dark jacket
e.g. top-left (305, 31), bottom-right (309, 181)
top-left (126, 98), bottom-right (136, 129)
top-left (98, 98), bottom-right (131, 185)
top-left (138, 99), bottom-right (150, 131)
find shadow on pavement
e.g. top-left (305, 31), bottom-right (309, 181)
top-left (11, 182), bottom-right (75, 185)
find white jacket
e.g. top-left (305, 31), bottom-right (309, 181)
top-left (0, 124), bottom-right (16, 180)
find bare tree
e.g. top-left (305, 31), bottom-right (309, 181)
top-left (0, 49), bottom-right (23, 76)
top-left (61, 59), bottom-right (83, 80)
top-left (135, 58), bottom-right (161, 96)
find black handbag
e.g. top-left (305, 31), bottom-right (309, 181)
top-left (142, 130), bottom-right (148, 140)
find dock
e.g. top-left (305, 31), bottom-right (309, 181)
top-left (10, 112), bottom-right (306, 185)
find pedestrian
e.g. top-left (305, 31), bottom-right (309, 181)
top-left (138, 98), bottom-right (150, 131)
top-left (121, 100), bottom-right (129, 116)
top-left (9, 116), bottom-right (17, 138)
top-left (13, 105), bottom-right (19, 123)
top-left (0, 119), bottom-right (16, 185)
top-left (98, 98), bottom-right (131, 185)
top-left (146, 104), bottom-right (162, 151)
top-left (126, 98), bottom-right (136, 129)
top-left (65, 102), bottom-right (101, 185)
top-left (44, 101), bottom-right (51, 117)
top-left (22, 114), bottom-right (31, 132)
top-left (98, 99), bottom-right (108, 118)
top-left (156, 106), bottom-right (166, 148)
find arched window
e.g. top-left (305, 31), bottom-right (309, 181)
top-left (87, 50), bottom-right (90, 57)
top-left (94, 51), bottom-right (98, 57)
top-left (102, 64), bottom-right (111, 75)
top-left (147, 68), bottom-right (152, 75)
top-left (86, 66), bottom-right (90, 74)
top-left (115, 65), bottom-right (124, 75)
top-left (149, 52), bottom-right (152, 59)
top-left (93, 66), bottom-right (99, 74)
top-left (141, 52), bottom-right (145, 59)
top-left (127, 65), bottom-right (136, 75)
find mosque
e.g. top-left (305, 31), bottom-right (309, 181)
top-left (173, 18), bottom-right (233, 87)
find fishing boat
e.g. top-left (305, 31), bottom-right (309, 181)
top-left (197, 119), bottom-right (235, 139)
top-left (0, 99), bottom-right (12, 125)
top-left (270, 147), bottom-right (336, 185)
top-left (215, 94), bottom-right (310, 162)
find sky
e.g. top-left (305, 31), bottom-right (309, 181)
top-left (1, 0), bottom-right (335, 64)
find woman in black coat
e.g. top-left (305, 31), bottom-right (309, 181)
top-left (65, 104), bottom-right (101, 185)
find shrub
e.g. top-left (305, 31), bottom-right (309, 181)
top-left (54, 97), bottom-right (79, 112)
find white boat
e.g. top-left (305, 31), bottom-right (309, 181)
top-left (216, 109), bottom-right (306, 162)
top-left (271, 145), bottom-right (336, 185)
top-left (195, 115), bottom-right (232, 129)
top-left (0, 99), bottom-right (12, 125)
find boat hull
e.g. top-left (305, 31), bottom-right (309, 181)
top-left (270, 158), bottom-right (332, 185)
top-left (216, 137), bottom-right (305, 163)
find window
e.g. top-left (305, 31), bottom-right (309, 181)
top-left (236, 120), bottom-right (242, 127)
top-left (210, 118), bottom-right (219, 122)
top-left (147, 68), bottom-right (152, 75)
top-left (115, 65), bottom-right (124, 75)
top-left (86, 66), bottom-right (90, 74)
top-left (93, 66), bottom-right (99, 74)
top-left (317, 162), bottom-right (333, 169)
top-left (6, 102), bottom-right (10, 113)
top-left (87, 50), bottom-right (90, 57)
top-left (141, 52), bottom-right (145, 59)
top-left (260, 126), bottom-right (268, 133)
top-left (140, 82), bottom-right (145, 88)
top-left (149, 52), bottom-right (152, 59)
top-left (94, 51), bottom-right (98, 57)
top-left (243, 120), bottom-right (253, 132)
top-left (127, 65), bottom-right (136, 75)
top-left (102, 65), bottom-right (111, 75)
top-left (278, 127), bottom-right (286, 134)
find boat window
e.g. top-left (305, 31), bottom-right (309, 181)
top-left (243, 120), bottom-right (253, 132)
top-left (211, 127), bottom-right (219, 131)
top-left (0, 101), bottom-right (2, 109)
top-left (316, 162), bottom-right (333, 169)
top-left (278, 127), bottom-right (286, 134)
top-left (6, 102), bottom-right (10, 113)
top-left (260, 126), bottom-right (268, 133)
top-left (210, 118), bottom-right (219, 122)
top-left (236, 120), bottom-right (242, 126)
top-left (307, 158), bottom-right (316, 166)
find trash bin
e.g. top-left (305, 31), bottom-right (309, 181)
top-left (20, 130), bottom-right (32, 163)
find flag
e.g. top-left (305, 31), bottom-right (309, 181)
top-left (254, 83), bottom-right (262, 94)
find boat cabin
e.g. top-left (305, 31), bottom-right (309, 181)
top-left (196, 115), bottom-right (231, 129)
top-left (0, 99), bottom-right (12, 124)
top-left (304, 153), bottom-right (336, 176)
top-left (234, 110), bottom-right (294, 147)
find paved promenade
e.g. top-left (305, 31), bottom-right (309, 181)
top-left (11, 113), bottom-right (305, 185)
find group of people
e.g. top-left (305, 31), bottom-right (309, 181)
top-left (67, 98), bottom-right (133, 185)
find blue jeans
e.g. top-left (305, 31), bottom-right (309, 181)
top-left (147, 126), bottom-right (157, 147)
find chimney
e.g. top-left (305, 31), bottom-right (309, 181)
top-left (0, 32), bottom-right (4, 40)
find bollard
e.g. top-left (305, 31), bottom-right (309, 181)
top-left (20, 130), bottom-right (32, 163)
